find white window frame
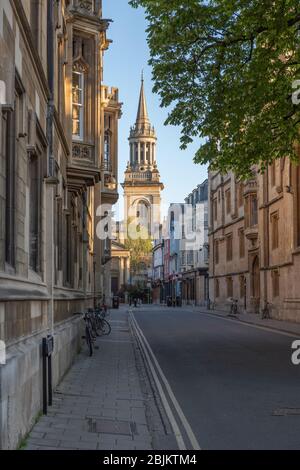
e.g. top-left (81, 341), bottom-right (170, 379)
top-left (104, 130), bottom-right (111, 164)
top-left (72, 70), bottom-right (84, 141)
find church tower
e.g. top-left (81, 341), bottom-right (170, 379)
top-left (122, 76), bottom-right (164, 238)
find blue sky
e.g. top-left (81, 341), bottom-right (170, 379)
top-left (103, 0), bottom-right (208, 218)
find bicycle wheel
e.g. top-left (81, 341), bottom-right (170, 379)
top-left (100, 319), bottom-right (111, 336)
top-left (91, 316), bottom-right (99, 337)
top-left (95, 315), bottom-right (103, 336)
top-left (85, 325), bottom-right (93, 356)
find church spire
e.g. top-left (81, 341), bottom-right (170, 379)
top-left (136, 72), bottom-right (150, 128)
top-left (127, 75), bottom-right (159, 172)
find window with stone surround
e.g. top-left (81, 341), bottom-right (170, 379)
top-left (271, 161), bottom-right (276, 187)
top-left (72, 34), bottom-right (93, 143)
top-left (226, 233), bottom-right (233, 261)
top-left (104, 130), bottom-right (111, 170)
top-left (270, 211), bottom-right (279, 250)
top-left (72, 70), bottom-right (84, 140)
top-left (240, 275), bottom-right (246, 298)
top-left (55, 197), bottom-right (63, 274)
top-left (225, 188), bottom-right (231, 214)
top-left (245, 193), bottom-right (258, 228)
top-left (65, 210), bottom-right (72, 286)
top-left (238, 182), bottom-right (244, 208)
top-left (215, 240), bottom-right (219, 264)
top-left (272, 269), bottom-right (280, 298)
top-left (187, 250), bottom-right (194, 265)
top-left (3, 99), bottom-right (18, 267)
top-left (28, 151), bottom-right (40, 272)
top-left (213, 198), bottom-right (217, 221)
top-left (239, 228), bottom-right (245, 258)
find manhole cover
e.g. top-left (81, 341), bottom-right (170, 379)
top-left (86, 417), bottom-right (137, 435)
top-left (273, 408), bottom-right (300, 416)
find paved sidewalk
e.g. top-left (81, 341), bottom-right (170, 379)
top-left (25, 307), bottom-right (154, 450)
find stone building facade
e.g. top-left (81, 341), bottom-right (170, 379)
top-left (180, 180), bottom-right (209, 306)
top-left (152, 225), bottom-right (164, 304)
top-left (0, 0), bottom-right (120, 449)
top-left (208, 158), bottom-right (300, 322)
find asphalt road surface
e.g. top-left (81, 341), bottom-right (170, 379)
top-left (132, 306), bottom-right (300, 450)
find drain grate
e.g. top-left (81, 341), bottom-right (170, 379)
top-left (273, 408), bottom-right (300, 416)
top-left (86, 417), bottom-right (137, 435)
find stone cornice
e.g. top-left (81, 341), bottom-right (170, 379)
top-left (66, 8), bottom-right (111, 33)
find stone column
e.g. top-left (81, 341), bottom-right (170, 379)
top-left (137, 142), bottom-right (141, 166)
top-left (142, 142), bottom-right (145, 165)
top-left (149, 141), bottom-right (152, 165)
top-left (130, 143), bottom-right (133, 165)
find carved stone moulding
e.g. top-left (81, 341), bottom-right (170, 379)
top-left (77, 0), bottom-right (94, 13)
top-left (72, 142), bottom-right (94, 163)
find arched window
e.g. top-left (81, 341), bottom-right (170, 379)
top-left (136, 200), bottom-right (150, 233)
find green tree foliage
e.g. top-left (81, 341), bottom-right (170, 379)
top-left (124, 220), bottom-right (153, 276)
top-left (130, 0), bottom-right (300, 177)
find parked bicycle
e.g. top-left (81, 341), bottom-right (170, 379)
top-left (75, 307), bottom-right (111, 356)
top-left (230, 298), bottom-right (239, 316)
top-left (261, 302), bottom-right (271, 320)
top-left (83, 311), bottom-right (97, 357)
top-left (94, 307), bottom-right (111, 336)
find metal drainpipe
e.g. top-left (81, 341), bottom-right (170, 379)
top-left (47, 0), bottom-right (55, 335)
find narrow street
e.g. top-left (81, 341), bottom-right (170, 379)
top-left (25, 304), bottom-right (300, 451)
top-left (132, 306), bottom-right (300, 450)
